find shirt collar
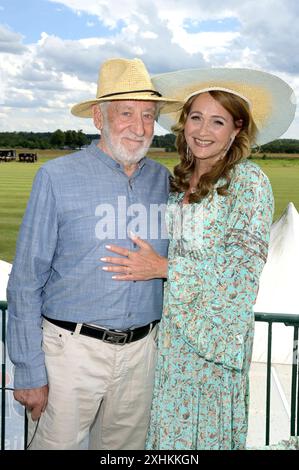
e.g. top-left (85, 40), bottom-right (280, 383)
top-left (88, 139), bottom-right (147, 173)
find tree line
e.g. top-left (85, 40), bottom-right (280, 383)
top-left (254, 139), bottom-right (299, 154)
top-left (0, 131), bottom-right (298, 153)
top-left (0, 130), bottom-right (91, 150)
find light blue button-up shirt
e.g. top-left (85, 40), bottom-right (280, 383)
top-left (7, 140), bottom-right (170, 388)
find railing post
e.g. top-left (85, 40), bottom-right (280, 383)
top-left (0, 301), bottom-right (7, 451)
top-left (24, 411), bottom-right (28, 449)
top-left (265, 321), bottom-right (273, 445)
top-left (290, 326), bottom-right (298, 436)
top-left (297, 331), bottom-right (299, 437)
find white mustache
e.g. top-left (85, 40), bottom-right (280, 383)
top-left (124, 137), bottom-right (145, 142)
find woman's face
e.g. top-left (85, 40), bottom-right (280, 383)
top-left (184, 92), bottom-right (240, 164)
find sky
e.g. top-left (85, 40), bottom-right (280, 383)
top-left (0, 0), bottom-right (298, 137)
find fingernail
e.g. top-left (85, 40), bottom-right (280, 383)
top-left (105, 245), bottom-right (111, 249)
top-left (100, 257), bottom-right (107, 261)
top-left (102, 267), bottom-right (108, 271)
top-left (112, 275), bottom-right (117, 279)
top-left (129, 230), bottom-right (137, 238)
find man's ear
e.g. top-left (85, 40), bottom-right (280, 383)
top-left (92, 104), bottom-right (103, 131)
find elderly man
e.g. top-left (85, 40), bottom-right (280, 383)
top-left (7, 58), bottom-right (179, 450)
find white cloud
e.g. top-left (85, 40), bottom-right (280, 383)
top-left (0, 24), bottom-right (27, 54)
top-left (0, 69), bottom-right (6, 105)
top-left (0, 0), bottom-right (298, 137)
top-left (32, 10), bottom-right (206, 81)
top-left (173, 30), bottom-right (240, 57)
top-left (141, 31), bottom-right (158, 39)
top-left (47, 0), bottom-right (299, 72)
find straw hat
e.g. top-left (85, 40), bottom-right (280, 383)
top-left (151, 67), bottom-right (297, 145)
top-left (71, 58), bottom-right (181, 118)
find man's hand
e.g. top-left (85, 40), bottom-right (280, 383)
top-left (14, 385), bottom-right (49, 421)
top-left (101, 232), bottom-right (168, 281)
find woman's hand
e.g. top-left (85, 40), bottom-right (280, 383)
top-left (101, 232), bottom-right (168, 281)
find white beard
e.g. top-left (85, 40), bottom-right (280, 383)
top-left (101, 124), bottom-right (152, 166)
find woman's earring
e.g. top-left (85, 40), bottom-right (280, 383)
top-left (186, 145), bottom-right (193, 163)
top-left (225, 136), bottom-right (235, 155)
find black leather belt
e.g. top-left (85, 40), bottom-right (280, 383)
top-left (43, 316), bottom-right (159, 345)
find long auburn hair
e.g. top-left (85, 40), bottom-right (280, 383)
top-left (170, 90), bottom-right (258, 203)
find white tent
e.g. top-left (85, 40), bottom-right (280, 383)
top-left (253, 202), bottom-right (299, 364)
top-left (0, 259), bottom-right (12, 301)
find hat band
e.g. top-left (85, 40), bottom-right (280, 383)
top-left (184, 87), bottom-right (252, 107)
top-left (99, 89), bottom-right (162, 99)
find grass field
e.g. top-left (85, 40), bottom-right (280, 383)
top-left (0, 149), bottom-right (299, 262)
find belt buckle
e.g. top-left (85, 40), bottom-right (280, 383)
top-left (102, 329), bottom-right (133, 345)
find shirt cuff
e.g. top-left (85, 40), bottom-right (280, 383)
top-left (13, 364), bottom-right (48, 390)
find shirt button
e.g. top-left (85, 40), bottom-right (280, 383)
top-left (128, 312), bottom-right (132, 317)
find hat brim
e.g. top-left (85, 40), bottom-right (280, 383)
top-left (71, 94), bottom-right (182, 118)
top-left (151, 68), bottom-right (296, 145)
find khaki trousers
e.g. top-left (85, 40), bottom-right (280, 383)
top-left (28, 318), bottom-right (158, 450)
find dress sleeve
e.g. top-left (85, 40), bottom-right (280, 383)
top-left (167, 165), bottom-right (274, 371)
top-left (7, 168), bottom-right (59, 389)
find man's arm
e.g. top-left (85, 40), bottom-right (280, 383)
top-left (7, 168), bottom-right (58, 397)
top-left (101, 232), bottom-right (168, 280)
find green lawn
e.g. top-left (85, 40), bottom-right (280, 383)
top-left (0, 151), bottom-right (299, 262)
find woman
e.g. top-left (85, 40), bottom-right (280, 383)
top-left (102, 68), bottom-right (296, 449)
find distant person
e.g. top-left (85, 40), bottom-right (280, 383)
top-left (102, 67), bottom-right (296, 449)
top-left (6, 57), bottom-right (179, 450)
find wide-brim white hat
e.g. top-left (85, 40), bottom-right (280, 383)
top-left (71, 58), bottom-right (181, 118)
top-left (151, 67), bottom-right (296, 145)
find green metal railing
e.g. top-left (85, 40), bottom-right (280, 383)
top-left (0, 300), bottom-right (27, 450)
top-left (0, 300), bottom-right (7, 451)
top-left (255, 312), bottom-right (299, 445)
top-left (1, 300), bottom-right (299, 449)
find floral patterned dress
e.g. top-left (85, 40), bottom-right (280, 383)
top-left (146, 160), bottom-right (274, 450)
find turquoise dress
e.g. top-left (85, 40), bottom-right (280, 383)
top-left (146, 160), bottom-right (274, 450)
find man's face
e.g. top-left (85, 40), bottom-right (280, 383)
top-left (98, 100), bottom-right (156, 165)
